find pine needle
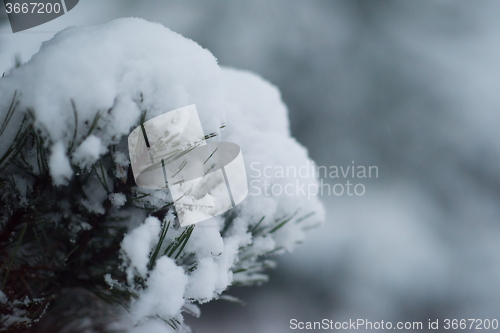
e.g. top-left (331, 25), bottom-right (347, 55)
top-left (67, 100), bottom-right (79, 154)
top-left (148, 220), bottom-right (170, 270)
top-left (250, 216), bottom-right (266, 235)
top-left (86, 110), bottom-right (101, 137)
top-left (269, 210), bottom-right (299, 234)
top-left (203, 147), bottom-right (218, 165)
top-left (0, 90), bottom-right (18, 136)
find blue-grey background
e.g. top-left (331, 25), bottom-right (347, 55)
top-left (1, 1), bottom-right (500, 332)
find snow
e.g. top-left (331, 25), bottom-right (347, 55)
top-left (221, 68), bottom-right (325, 251)
top-left (251, 235), bottom-right (276, 255)
top-left (80, 176), bottom-right (108, 214)
top-left (109, 192), bottom-right (127, 207)
top-left (183, 220), bottom-right (225, 258)
top-left (104, 273), bottom-right (120, 290)
top-left (130, 256), bottom-right (188, 323)
top-left (121, 216), bottom-right (161, 282)
top-left (48, 140), bottom-right (73, 185)
top-left (113, 150), bottom-right (130, 179)
top-left (213, 236), bottom-right (240, 292)
top-left (185, 257), bottom-right (218, 301)
top-left (72, 134), bottom-right (107, 168)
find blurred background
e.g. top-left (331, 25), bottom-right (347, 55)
top-left (2, 1), bottom-right (500, 332)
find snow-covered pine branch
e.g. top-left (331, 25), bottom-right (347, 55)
top-left (0, 18), bottom-right (324, 332)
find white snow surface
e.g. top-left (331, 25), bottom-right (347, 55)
top-left (48, 140), bottom-right (73, 185)
top-left (109, 192), bottom-right (127, 207)
top-left (121, 216), bottom-right (161, 282)
top-left (130, 256), bottom-right (188, 323)
top-left (0, 17), bottom-right (226, 156)
top-left (72, 134), bottom-right (108, 168)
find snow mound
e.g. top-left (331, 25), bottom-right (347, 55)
top-left (0, 17), bottom-right (226, 158)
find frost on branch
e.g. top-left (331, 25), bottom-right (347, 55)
top-left (0, 18), bottom-right (324, 332)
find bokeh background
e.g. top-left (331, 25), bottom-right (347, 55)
top-left (2, 1), bottom-right (500, 332)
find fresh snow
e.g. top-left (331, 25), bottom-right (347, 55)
top-left (121, 216), bottom-right (161, 282)
top-left (72, 134), bottom-right (108, 168)
top-left (130, 256), bottom-right (188, 323)
top-left (109, 192), bottom-right (127, 207)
